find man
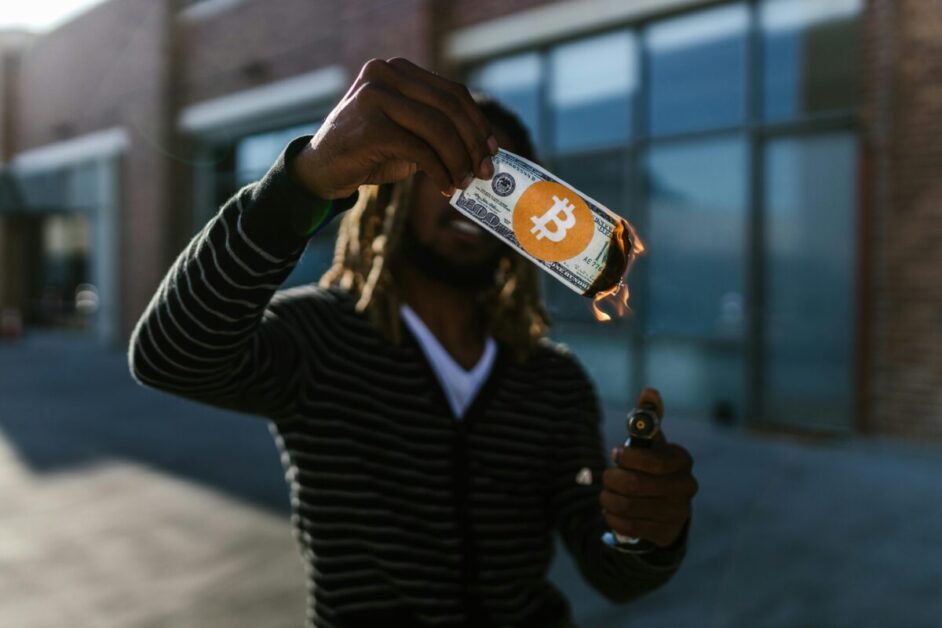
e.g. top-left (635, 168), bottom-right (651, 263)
top-left (130, 58), bottom-right (697, 628)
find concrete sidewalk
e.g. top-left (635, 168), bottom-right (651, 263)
top-left (1, 333), bottom-right (941, 627)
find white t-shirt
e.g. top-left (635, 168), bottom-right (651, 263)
top-left (400, 305), bottom-right (497, 419)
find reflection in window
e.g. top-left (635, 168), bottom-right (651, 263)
top-left (468, 53), bottom-right (543, 151)
top-left (549, 31), bottom-right (636, 152)
top-left (646, 3), bottom-right (748, 136)
top-left (552, 326), bottom-right (635, 406)
top-left (645, 340), bottom-right (743, 420)
top-left (761, 0), bottom-right (862, 120)
top-left (643, 137), bottom-right (746, 420)
top-left (645, 137), bottom-right (747, 339)
top-left (763, 133), bottom-right (857, 428)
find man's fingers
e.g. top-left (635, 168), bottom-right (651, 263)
top-left (616, 443), bottom-right (693, 475)
top-left (636, 387), bottom-right (664, 419)
top-left (631, 387), bottom-right (666, 444)
top-left (378, 124), bottom-right (453, 192)
top-left (603, 467), bottom-right (699, 499)
top-left (319, 58), bottom-right (496, 197)
top-left (599, 490), bottom-right (691, 523)
top-left (371, 86), bottom-right (468, 186)
top-left (386, 58), bottom-right (497, 163)
top-left (350, 58), bottom-right (494, 187)
top-left (380, 58), bottom-right (494, 181)
top-left (602, 512), bottom-right (683, 548)
top-left (365, 83), bottom-right (472, 188)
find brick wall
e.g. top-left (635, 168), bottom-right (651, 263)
top-left (179, 0), bottom-right (342, 105)
top-left (0, 50), bottom-right (11, 164)
top-left (178, 0), bottom-right (435, 107)
top-left (0, 41), bottom-right (15, 162)
top-left (862, 0), bottom-right (942, 439)
top-left (0, 31), bottom-right (33, 162)
top-left (13, 1), bottom-right (169, 150)
top-left (444, 0), bottom-right (563, 30)
top-left (174, 0), bottom-right (565, 108)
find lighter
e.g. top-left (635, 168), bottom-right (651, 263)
top-left (601, 403), bottom-right (661, 554)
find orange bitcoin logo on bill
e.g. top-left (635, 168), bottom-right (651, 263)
top-left (512, 181), bottom-right (594, 262)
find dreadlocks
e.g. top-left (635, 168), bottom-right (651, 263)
top-left (319, 97), bottom-right (551, 361)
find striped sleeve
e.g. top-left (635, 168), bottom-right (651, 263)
top-left (550, 354), bottom-right (688, 603)
top-left (128, 136), bottom-right (353, 418)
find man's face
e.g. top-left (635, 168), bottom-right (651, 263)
top-left (402, 126), bottom-right (519, 288)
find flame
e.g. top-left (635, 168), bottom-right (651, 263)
top-left (591, 220), bottom-right (645, 322)
top-left (590, 282), bottom-right (626, 322)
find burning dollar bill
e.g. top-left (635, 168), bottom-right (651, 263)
top-left (449, 149), bottom-right (643, 320)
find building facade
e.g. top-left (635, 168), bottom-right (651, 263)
top-left (0, 0), bottom-right (939, 440)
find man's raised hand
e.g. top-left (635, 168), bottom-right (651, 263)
top-left (291, 57), bottom-right (498, 200)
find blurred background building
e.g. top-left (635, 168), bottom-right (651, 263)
top-left (0, 0), bottom-right (937, 439)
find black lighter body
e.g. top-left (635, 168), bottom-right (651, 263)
top-left (601, 403), bottom-right (662, 554)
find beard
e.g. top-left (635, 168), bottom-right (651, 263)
top-left (398, 218), bottom-right (505, 292)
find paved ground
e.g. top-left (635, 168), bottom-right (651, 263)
top-left (1, 333), bottom-right (941, 628)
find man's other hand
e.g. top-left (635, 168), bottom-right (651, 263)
top-left (292, 57), bottom-right (498, 200)
top-left (600, 388), bottom-right (698, 548)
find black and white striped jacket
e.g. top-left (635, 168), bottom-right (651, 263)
top-left (129, 138), bottom-right (686, 628)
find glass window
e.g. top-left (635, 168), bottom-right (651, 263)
top-left (28, 213), bottom-right (92, 329)
top-left (642, 136), bottom-right (747, 420)
top-left (552, 324), bottom-right (635, 407)
top-left (468, 53), bottom-right (543, 152)
top-left (67, 162), bottom-right (102, 212)
top-left (646, 3), bottom-right (748, 136)
top-left (549, 31), bottom-right (637, 153)
top-left (763, 133), bottom-right (857, 429)
top-left (645, 137), bottom-right (747, 339)
top-left (463, 7), bottom-right (860, 426)
top-left (761, 0), bottom-right (862, 121)
top-left (17, 162), bottom-right (104, 213)
top-left (645, 339), bottom-right (743, 420)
